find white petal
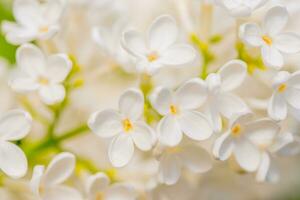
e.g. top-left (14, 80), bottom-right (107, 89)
top-left (86, 172), bottom-right (109, 196)
top-left (151, 87), bottom-right (173, 115)
top-left (16, 44), bottom-right (46, 78)
top-left (1, 21), bottom-right (35, 45)
top-left (270, 132), bottom-right (294, 154)
top-left (44, 186), bottom-right (82, 200)
top-left (105, 183), bottom-right (137, 200)
top-left (45, 54), bottom-right (72, 83)
top-left (44, 152), bottom-right (75, 186)
top-left (30, 165), bottom-right (45, 196)
top-left (276, 134), bottom-right (300, 156)
top-left (284, 87), bottom-right (300, 109)
top-left (274, 33), bottom-right (300, 54)
top-left (13, 0), bottom-right (40, 26)
top-left (174, 78), bottom-right (207, 110)
top-left (246, 119), bottom-right (280, 148)
top-left (263, 6), bottom-right (288, 36)
top-left (160, 44), bottom-right (196, 66)
top-left (43, 0), bottom-right (64, 25)
top-left (39, 84), bottom-right (65, 105)
top-left (239, 23), bottom-right (263, 47)
top-left (256, 151), bottom-right (270, 182)
top-left (158, 153), bottom-right (182, 185)
top-left (88, 110), bottom-right (122, 138)
top-left (212, 131), bottom-right (234, 160)
top-left (0, 109), bottom-right (32, 141)
top-left (218, 93), bottom-right (249, 119)
top-left (207, 103), bottom-right (222, 132)
top-left (10, 77), bottom-right (39, 92)
top-left (157, 115), bottom-right (182, 146)
top-left (272, 71), bottom-right (291, 88)
top-left (268, 93), bottom-right (287, 121)
top-left (121, 30), bottom-right (146, 57)
top-left (179, 145), bottom-right (212, 173)
top-left (261, 45), bottom-right (283, 69)
top-left (119, 88), bottom-right (144, 120)
top-left (0, 141), bottom-right (27, 178)
top-left (148, 15), bottom-right (178, 51)
top-left (233, 138), bottom-right (260, 172)
top-left (108, 134), bottom-right (134, 167)
top-left (92, 26), bottom-right (113, 54)
top-left (288, 71), bottom-right (300, 89)
top-left (206, 73), bottom-right (221, 94)
top-left (178, 111), bottom-right (212, 141)
top-left (219, 59), bottom-right (247, 92)
top-left (131, 122), bottom-right (155, 151)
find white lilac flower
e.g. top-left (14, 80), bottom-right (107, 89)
top-left (151, 79), bottom-right (213, 147)
top-left (158, 143), bottom-right (212, 185)
top-left (10, 44), bottom-right (72, 105)
top-left (0, 110), bottom-right (32, 178)
top-left (1, 0), bottom-right (65, 45)
top-left (213, 112), bottom-right (280, 172)
top-left (214, 0), bottom-right (267, 17)
top-left (240, 6), bottom-right (300, 69)
top-left (121, 15), bottom-right (196, 75)
top-left (268, 71), bottom-right (300, 121)
top-left (88, 88), bottom-right (156, 167)
top-left (86, 172), bottom-right (137, 200)
top-left (202, 59), bottom-right (249, 132)
top-left (30, 152), bottom-right (82, 200)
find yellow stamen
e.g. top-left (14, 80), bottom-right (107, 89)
top-left (262, 35), bottom-right (272, 46)
top-left (123, 118), bottom-right (133, 133)
top-left (95, 192), bottom-right (104, 200)
top-left (147, 52), bottom-right (159, 62)
top-left (38, 77), bottom-right (49, 85)
top-left (39, 26), bottom-right (49, 33)
top-left (167, 146), bottom-right (182, 154)
top-left (231, 124), bottom-right (242, 137)
top-left (169, 104), bottom-right (178, 115)
top-left (277, 83), bottom-right (287, 93)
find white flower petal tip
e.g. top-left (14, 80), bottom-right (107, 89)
top-left (119, 88), bottom-right (144, 120)
top-left (86, 172), bottom-right (110, 195)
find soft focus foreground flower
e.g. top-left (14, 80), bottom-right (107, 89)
top-left (213, 112), bottom-right (280, 172)
top-left (268, 71), bottom-right (300, 121)
top-left (30, 152), bottom-right (82, 200)
top-left (86, 172), bottom-right (137, 200)
top-left (151, 79), bottom-right (213, 146)
top-left (121, 15), bottom-right (196, 75)
top-left (202, 59), bottom-right (249, 132)
top-left (0, 110), bottom-right (31, 178)
top-left (158, 143), bottom-right (212, 185)
top-left (2, 0), bottom-right (65, 45)
top-left (214, 0), bottom-right (267, 17)
top-left (10, 44), bottom-right (72, 105)
top-left (240, 6), bottom-right (300, 69)
top-left (88, 88), bottom-right (156, 167)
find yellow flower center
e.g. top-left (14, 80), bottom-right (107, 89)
top-left (38, 77), bottom-right (49, 85)
top-left (123, 118), bottom-right (133, 133)
top-left (95, 192), bottom-right (104, 200)
top-left (39, 26), bottom-right (49, 33)
top-left (277, 83), bottom-right (287, 93)
top-left (231, 124), bottom-right (242, 137)
top-left (147, 52), bottom-right (159, 62)
top-left (167, 146), bottom-right (182, 154)
top-left (262, 35), bottom-right (272, 46)
top-left (169, 104), bottom-right (178, 115)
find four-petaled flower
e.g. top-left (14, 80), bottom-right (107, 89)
top-left (88, 88), bottom-right (156, 167)
top-left (121, 15), bottom-right (196, 75)
top-left (10, 44), bottom-right (72, 105)
top-left (240, 6), bottom-right (300, 69)
top-left (2, 0), bottom-right (65, 45)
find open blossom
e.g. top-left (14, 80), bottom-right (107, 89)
top-left (240, 6), bottom-right (300, 69)
top-left (0, 109), bottom-right (31, 178)
top-left (213, 112), bottom-right (280, 172)
top-left (30, 152), bottom-right (82, 200)
top-left (151, 79), bottom-right (213, 147)
top-left (86, 172), bottom-right (137, 200)
top-left (214, 0), bottom-right (267, 17)
top-left (121, 15), bottom-right (196, 75)
top-left (1, 0), bottom-right (65, 45)
top-left (10, 44), bottom-right (72, 105)
top-left (88, 88), bottom-right (156, 167)
top-left (201, 59), bottom-right (249, 132)
top-left (158, 143), bottom-right (212, 185)
top-left (268, 71), bottom-right (300, 121)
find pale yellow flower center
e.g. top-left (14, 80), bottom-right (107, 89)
top-left (147, 52), bottom-right (159, 62)
top-left (38, 76), bottom-right (49, 85)
top-left (231, 124), bottom-right (242, 137)
top-left (167, 146), bottom-right (182, 154)
top-left (39, 26), bottom-right (49, 33)
top-left (123, 118), bottom-right (133, 133)
top-left (262, 35), bottom-right (273, 46)
top-left (169, 104), bottom-right (178, 115)
top-left (277, 83), bottom-right (287, 93)
top-left (95, 192), bottom-right (104, 200)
